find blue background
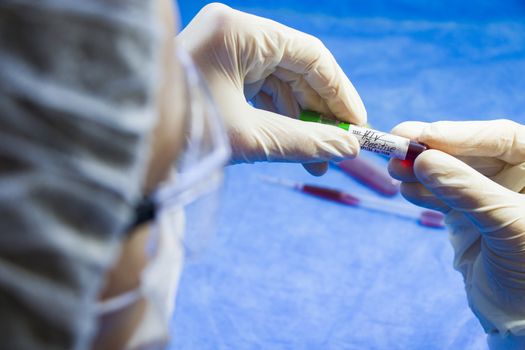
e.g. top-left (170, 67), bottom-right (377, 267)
top-left (171, 1), bottom-right (525, 349)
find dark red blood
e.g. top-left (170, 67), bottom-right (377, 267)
top-left (405, 141), bottom-right (428, 162)
top-left (302, 184), bottom-right (360, 206)
top-left (401, 159), bottom-right (414, 167)
top-left (337, 157), bottom-right (400, 197)
top-left (419, 210), bottom-right (445, 228)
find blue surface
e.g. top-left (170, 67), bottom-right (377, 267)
top-left (171, 1), bottom-right (525, 349)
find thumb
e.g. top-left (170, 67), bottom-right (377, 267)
top-left (230, 105), bottom-right (360, 164)
top-left (413, 149), bottom-right (524, 236)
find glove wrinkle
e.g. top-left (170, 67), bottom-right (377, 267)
top-left (390, 120), bottom-right (525, 338)
top-left (180, 2), bottom-right (366, 166)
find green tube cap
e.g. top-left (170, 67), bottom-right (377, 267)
top-left (299, 110), bottom-right (323, 123)
top-left (299, 110), bottom-right (350, 131)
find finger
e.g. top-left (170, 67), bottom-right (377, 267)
top-left (387, 156), bottom-right (503, 183)
top-left (388, 153), bottom-right (506, 178)
top-left (303, 162), bottom-right (328, 176)
top-left (280, 39), bottom-right (366, 125)
top-left (245, 79), bottom-right (267, 101)
top-left (455, 155), bottom-right (507, 177)
top-left (388, 158), bottom-right (418, 182)
top-left (392, 122), bottom-right (507, 176)
top-left (252, 91), bottom-right (278, 113)
top-left (255, 77), bottom-right (329, 176)
top-left (400, 182), bottom-right (451, 213)
top-left (259, 75), bottom-right (300, 118)
top-left (222, 3), bottom-right (362, 120)
top-left (230, 105), bottom-right (360, 163)
top-left (491, 162), bottom-right (525, 194)
top-left (392, 120), bottom-right (525, 164)
top-left (413, 149), bottom-right (525, 234)
top-left (183, 4), bottom-right (366, 124)
top-left (272, 67), bottom-right (332, 117)
top-left (390, 121), bottom-right (428, 140)
top-left (186, 4), bottom-right (365, 124)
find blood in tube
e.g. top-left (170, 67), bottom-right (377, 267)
top-left (336, 157), bottom-right (400, 196)
top-left (300, 110), bottom-right (427, 161)
top-left (260, 176), bottom-right (445, 229)
top-left (301, 184), bottom-right (360, 206)
top-left (406, 141), bottom-right (428, 162)
top-left (419, 210), bottom-right (445, 228)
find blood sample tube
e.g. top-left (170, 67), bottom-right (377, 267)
top-left (418, 210), bottom-right (446, 228)
top-left (299, 183), bottom-right (445, 229)
top-left (260, 176), bottom-right (445, 229)
top-left (301, 184), bottom-right (360, 206)
top-left (300, 110), bottom-right (427, 161)
top-left (336, 157), bottom-right (400, 196)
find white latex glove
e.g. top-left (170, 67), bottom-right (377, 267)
top-left (177, 3), bottom-right (366, 176)
top-left (388, 120), bottom-right (525, 348)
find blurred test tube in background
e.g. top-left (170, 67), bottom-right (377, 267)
top-left (335, 156), bottom-right (400, 196)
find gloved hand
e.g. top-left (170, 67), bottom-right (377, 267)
top-left (177, 3), bottom-right (366, 176)
top-left (388, 120), bottom-right (525, 346)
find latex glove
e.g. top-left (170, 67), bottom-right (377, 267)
top-left (388, 120), bottom-right (525, 346)
top-left (177, 3), bottom-right (366, 176)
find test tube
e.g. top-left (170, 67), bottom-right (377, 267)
top-left (260, 176), bottom-right (445, 229)
top-left (335, 157), bottom-right (400, 196)
top-left (300, 110), bottom-right (427, 161)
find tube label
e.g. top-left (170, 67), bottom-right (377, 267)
top-left (348, 125), bottom-right (409, 159)
top-left (298, 110), bottom-right (411, 159)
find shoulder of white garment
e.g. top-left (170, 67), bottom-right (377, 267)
top-left (0, 0), bottom-right (162, 348)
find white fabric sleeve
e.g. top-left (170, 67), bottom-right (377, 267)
top-left (0, 1), bottom-right (160, 348)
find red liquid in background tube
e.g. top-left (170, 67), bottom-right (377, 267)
top-left (301, 184), bottom-right (360, 206)
top-left (295, 182), bottom-right (445, 229)
top-left (337, 157), bottom-right (400, 197)
top-left (419, 210), bottom-right (445, 228)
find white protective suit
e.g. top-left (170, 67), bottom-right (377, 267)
top-left (0, 1), bottom-right (160, 348)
